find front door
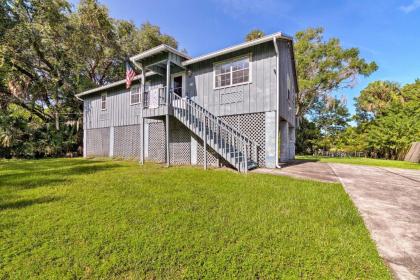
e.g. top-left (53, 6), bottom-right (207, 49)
top-left (171, 73), bottom-right (185, 97)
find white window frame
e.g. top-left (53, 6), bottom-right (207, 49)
top-left (213, 54), bottom-right (252, 89)
top-left (130, 85), bottom-right (141, 105)
top-left (101, 93), bottom-right (107, 111)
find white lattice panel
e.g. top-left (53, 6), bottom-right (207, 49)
top-left (170, 118), bottom-right (191, 165)
top-left (195, 134), bottom-right (219, 167)
top-left (221, 113), bottom-right (266, 166)
top-left (86, 128), bottom-right (110, 157)
top-left (113, 125), bottom-right (141, 159)
top-left (147, 120), bottom-right (166, 163)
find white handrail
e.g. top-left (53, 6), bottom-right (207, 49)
top-left (168, 90), bottom-right (258, 171)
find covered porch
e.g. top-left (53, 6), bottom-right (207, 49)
top-left (130, 45), bottom-right (190, 118)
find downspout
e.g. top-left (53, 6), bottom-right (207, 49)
top-left (273, 37), bottom-right (281, 169)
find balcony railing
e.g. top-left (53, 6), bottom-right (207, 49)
top-left (143, 86), bottom-right (167, 109)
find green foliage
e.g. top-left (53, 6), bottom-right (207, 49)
top-left (355, 80), bottom-right (401, 121)
top-left (0, 159), bottom-right (391, 278)
top-left (299, 79), bottom-right (420, 160)
top-left (0, 0), bottom-right (178, 158)
top-left (297, 97), bottom-right (350, 153)
top-left (296, 117), bottom-right (321, 154)
top-left (245, 29), bottom-right (265, 41)
top-left (354, 79), bottom-right (420, 159)
top-left (0, 106), bottom-right (81, 158)
top-left (294, 27), bottom-right (377, 119)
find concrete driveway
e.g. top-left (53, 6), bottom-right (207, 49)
top-left (329, 163), bottom-right (420, 280)
top-left (254, 162), bottom-right (420, 280)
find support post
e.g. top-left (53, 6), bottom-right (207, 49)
top-left (165, 59), bottom-right (171, 167)
top-left (244, 140), bottom-right (248, 173)
top-left (140, 117), bottom-right (145, 164)
top-left (83, 129), bottom-right (87, 158)
top-left (289, 126), bottom-right (296, 160)
top-left (166, 59), bottom-right (171, 106)
top-left (109, 126), bottom-right (114, 157)
top-left (203, 116), bottom-right (207, 170)
top-left (140, 63), bottom-right (145, 107)
top-left (279, 120), bottom-right (289, 162)
top-left (166, 114), bottom-right (170, 167)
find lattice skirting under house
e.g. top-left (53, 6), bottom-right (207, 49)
top-left (169, 118), bottom-right (191, 165)
top-left (84, 112), bottom-right (268, 168)
top-left (220, 112), bottom-right (266, 167)
top-left (147, 119), bottom-right (166, 163)
top-left (113, 124), bottom-right (142, 159)
top-left (86, 127), bottom-right (110, 157)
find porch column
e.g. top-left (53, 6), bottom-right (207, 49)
top-left (264, 111), bottom-right (276, 168)
top-left (166, 59), bottom-right (171, 166)
top-left (140, 117), bottom-right (145, 164)
top-left (289, 126), bottom-right (296, 160)
top-left (83, 129), bottom-right (87, 158)
top-left (279, 120), bottom-right (289, 162)
top-left (109, 126), bottom-right (114, 157)
top-left (140, 64), bottom-right (146, 107)
top-left (140, 64), bottom-right (145, 164)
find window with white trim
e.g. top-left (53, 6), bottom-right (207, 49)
top-left (214, 56), bottom-right (250, 88)
top-left (101, 93), bottom-right (107, 110)
top-left (130, 85), bottom-right (140, 105)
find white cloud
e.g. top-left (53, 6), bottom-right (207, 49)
top-left (399, 0), bottom-right (420, 13)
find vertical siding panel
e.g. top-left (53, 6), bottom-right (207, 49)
top-left (256, 46), bottom-right (264, 112)
top-left (249, 51), bottom-right (257, 113)
top-left (270, 51), bottom-right (276, 111)
top-left (263, 44), bottom-right (271, 112)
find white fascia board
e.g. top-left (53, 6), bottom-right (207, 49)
top-left (182, 32), bottom-right (292, 66)
top-left (130, 44), bottom-right (191, 62)
top-left (76, 72), bottom-right (154, 98)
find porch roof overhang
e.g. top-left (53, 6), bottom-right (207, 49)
top-left (130, 44), bottom-right (191, 63)
top-left (76, 71), bottom-right (155, 99)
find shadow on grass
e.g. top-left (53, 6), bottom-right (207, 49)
top-left (0, 196), bottom-right (60, 211)
top-left (0, 158), bottom-right (107, 173)
top-left (0, 160), bottom-right (123, 190)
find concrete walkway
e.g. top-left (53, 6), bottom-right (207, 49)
top-left (254, 162), bottom-right (420, 280)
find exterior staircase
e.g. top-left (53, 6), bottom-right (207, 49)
top-left (168, 91), bottom-right (259, 172)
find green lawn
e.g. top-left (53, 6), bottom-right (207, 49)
top-left (297, 155), bottom-right (420, 170)
top-left (0, 159), bottom-right (391, 279)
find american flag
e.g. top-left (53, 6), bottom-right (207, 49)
top-left (126, 60), bottom-right (136, 89)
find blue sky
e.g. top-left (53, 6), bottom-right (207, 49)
top-left (71, 0), bottom-right (420, 115)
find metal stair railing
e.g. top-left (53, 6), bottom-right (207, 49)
top-left (169, 90), bottom-right (258, 172)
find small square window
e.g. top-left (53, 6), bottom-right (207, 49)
top-left (101, 93), bottom-right (107, 110)
top-left (130, 86), bottom-right (140, 105)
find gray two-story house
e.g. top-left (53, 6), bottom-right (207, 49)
top-left (76, 32), bottom-right (298, 172)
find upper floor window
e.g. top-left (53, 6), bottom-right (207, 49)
top-left (214, 56), bottom-right (250, 89)
top-left (101, 93), bottom-right (107, 110)
top-left (130, 85), bottom-right (140, 105)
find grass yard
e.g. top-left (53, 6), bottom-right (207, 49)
top-left (297, 155), bottom-right (420, 170)
top-left (0, 158), bottom-right (391, 279)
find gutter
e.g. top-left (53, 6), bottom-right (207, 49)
top-left (273, 37), bottom-right (282, 169)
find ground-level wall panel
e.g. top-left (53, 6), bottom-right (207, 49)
top-left (86, 128), bottom-right (110, 157)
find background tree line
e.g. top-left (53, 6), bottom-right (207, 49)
top-left (0, 0), bottom-right (177, 158)
top-left (0, 2), bottom-right (417, 160)
top-left (247, 29), bottom-right (419, 160)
